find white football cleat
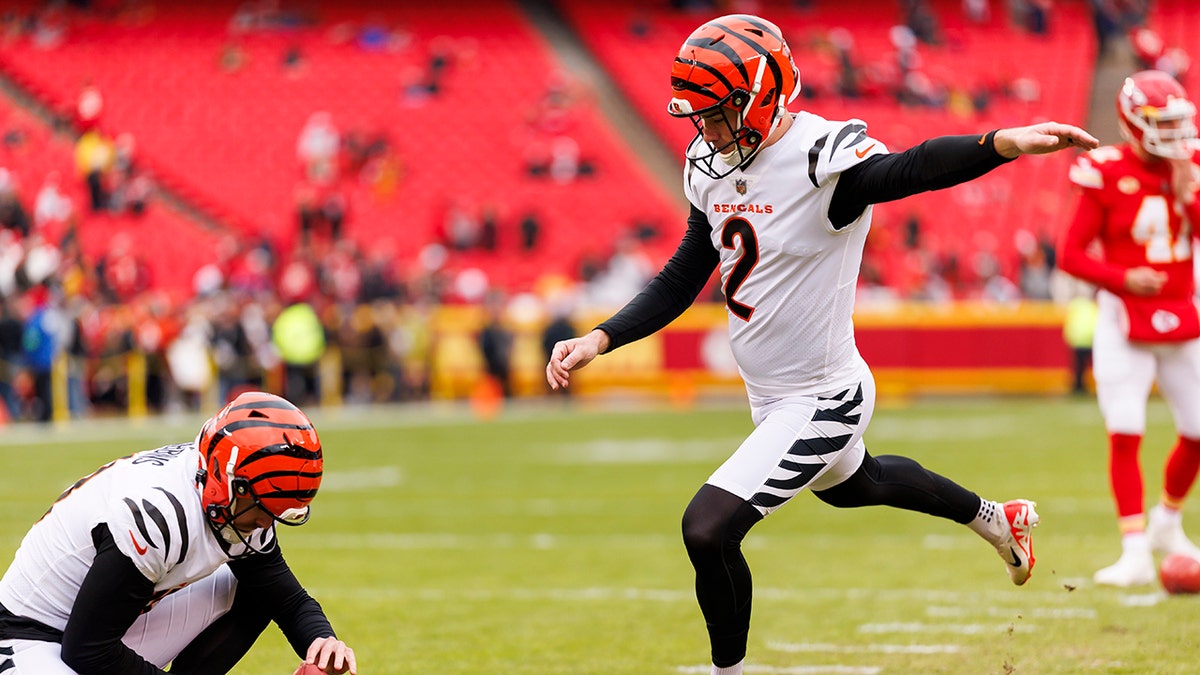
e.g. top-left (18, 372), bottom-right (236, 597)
top-left (1093, 540), bottom-right (1156, 587)
top-left (996, 499), bottom-right (1038, 586)
top-left (1146, 506), bottom-right (1200, 560)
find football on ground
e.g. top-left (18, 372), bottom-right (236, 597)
top-left (1159, 553), bottom-right (1200, 594)
top-left (291, 663), bottom-right (327, 675)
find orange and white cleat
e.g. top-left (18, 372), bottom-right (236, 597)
top-left (997, 499), bottom-right (1039, 586)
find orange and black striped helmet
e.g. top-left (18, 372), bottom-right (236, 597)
top-left (668, 15), bottom-right (800, 178)
top-left (196, 391), bottom-right (322, 529)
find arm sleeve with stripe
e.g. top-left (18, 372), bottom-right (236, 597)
top-left (828, 131), bottom-right (1014, 228)
top-left (595, 205), bottom-right (720, 352)
top-left (60, 526), bottom-right (166, 675)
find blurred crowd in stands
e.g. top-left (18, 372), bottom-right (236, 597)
top-left (0, 0), bottom-right (1190, 422)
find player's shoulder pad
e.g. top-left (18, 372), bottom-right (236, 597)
top-left (1069, 152), bottom-right (1104, 190)
top-left (800, 113), bottom-right (888, 188)
top-left (108, 483), bottom-right (198, 581)
top-left (1070, 145), bottom-right (1128, 190)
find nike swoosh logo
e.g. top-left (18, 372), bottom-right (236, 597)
top-left (129, 530), bottom-right (148, 556)
top-left (855, 143), bottom-right (876, 158)
top-left (978, 134), bottom-right (987, 145)
top-left (1008, 546), bottom-right (1022, 567)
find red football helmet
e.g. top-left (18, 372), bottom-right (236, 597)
top-left (668, 14), bottom-right (800, 178)
top-left (196, 391), bottom-right (323, 541)
top-left (1117, 69), bottom-right (1197, 160)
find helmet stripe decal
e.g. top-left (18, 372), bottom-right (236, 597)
top-left (673, 58), bottom-right (736, 106)
top-left (249, 472), bottom-right (321, 497)
top-left (241, 443), bottom-right (322, 464)
top-left (684, 37), bottom-right (750, 85)
top-left (253, 468), bottom-right (323, 479)
top-left (737, 15), bottom-right (783, 42)
top-left (253, 487), bottom-right (320, 500)
top-left (226, 398), bottom-right (300, 413)
top-left (220, 419), bottom-right (314, 433)
top-left (711, 20), bottom-right (785, 103)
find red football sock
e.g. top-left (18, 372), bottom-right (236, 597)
top-left (1109, 433), bottom-right (1144, 520)
top-left (1163, 436), bottom-right (1200, 509)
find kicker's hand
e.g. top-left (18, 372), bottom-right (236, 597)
top-left (993, 122), bottom-right (1099, 158)
top-left (1124, 266), bottom-right (1168, 296)
top-left (546, 329), bottom-right (610, 390)
top-left (304, 636), bottom-right (356, 674)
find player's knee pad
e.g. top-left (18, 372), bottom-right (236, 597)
top-left (682, 484), bottom-right (763, 557)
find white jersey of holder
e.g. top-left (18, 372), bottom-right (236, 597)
top-left (0, 442), bottom-right (271, 631)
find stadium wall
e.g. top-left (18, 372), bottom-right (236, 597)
top-left (429, 301), bottom-right (1077, 401)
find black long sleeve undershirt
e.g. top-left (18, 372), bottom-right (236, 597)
top-left (61, 526), bottom-right (165, 675)
top-left (226, 541), bottom-right (335, 656)
top-left (60, 526), bottom-right (333, 675)
top-left (167, 543), bottom-right (333, 675)
top-left (828, 130), bottom-right (1012, 228)
top-left (595, 206), bottom-right (719, 353)
top-left (594, 130), bottom-right (1013, 350)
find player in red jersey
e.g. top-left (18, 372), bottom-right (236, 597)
top-left (1059, 69), bottom-right (1200, 587)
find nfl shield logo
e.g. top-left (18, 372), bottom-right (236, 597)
top-left (735, 178), bottom-right (747, 195)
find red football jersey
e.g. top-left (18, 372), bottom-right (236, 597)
top-left (1060, 143), bottom-right (1200, 341)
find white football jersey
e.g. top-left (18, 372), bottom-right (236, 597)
top-left (0, 443), bottom-right (272, 631)
top-left (684, 111), bottom-right (887, 405)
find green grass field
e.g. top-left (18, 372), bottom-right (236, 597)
top-left (1, 394), bottom-right (1198, 674)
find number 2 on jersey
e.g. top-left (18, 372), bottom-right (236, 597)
top-left (1132, 195), bottom-right (1191, 263)
top-left (721, 217), bottom-right (758, 321)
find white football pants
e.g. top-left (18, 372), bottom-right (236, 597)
top-left (1094, 292), bottom-right (1200, 437)
top-left (707, 362), bottom-right (874, 516)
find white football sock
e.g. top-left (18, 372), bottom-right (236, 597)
top-left (1121, 532), bottom-right (1149, 552)
top-left (967, 499), bottom-right (1007, 545)
top-left (712, 661), bottom-right (744, 675)
top-left (1153, 503), bottom-right (1183, 524)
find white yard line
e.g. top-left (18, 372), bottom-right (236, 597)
top-left (313, 586), bottom-right (697, 602)
top-left (317, 466), bottom-right (404, 491)
top-left (551, 438), bottom-right (741, 463)
top-left (677, 666), bottom-right (881, 674)
top-left (286, 532), bottom-right (679, 550)
top-left (306, 584), bottom-right (1084, 606)
top-left (1118, 592), bottom-right (1165, 606)
top-left (768, 641), bottom-right (961, 655)
top-left (925, 605), bottom-right (1097, 619)
top-left (858, 622), bottom-right (1037, 635)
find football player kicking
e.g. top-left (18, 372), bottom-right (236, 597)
top-left (1059, 69), bottom-right (1200, 587)
top-left (0, 392), bottom-right (356, 674)
top-left (545, 14), bottom-right (1098, 675)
